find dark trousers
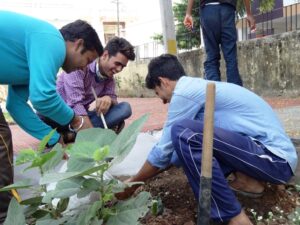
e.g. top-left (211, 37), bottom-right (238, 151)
top-left (171, 119), bottom-right (293, 222)
top-left (0, 109), bottom-right (13, 224)
top-left (200, 4), bottom-right (243, 86)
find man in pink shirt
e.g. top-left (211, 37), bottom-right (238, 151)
top-left (39, 37), bottom-right (135, 142)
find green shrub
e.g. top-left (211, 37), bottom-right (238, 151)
top-left (1, 115), bottom-right (152, 225)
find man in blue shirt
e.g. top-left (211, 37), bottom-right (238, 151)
top-left (117, 54), bottom-right (297, 224)
top-left (0, 11), bottom-right (103, 223)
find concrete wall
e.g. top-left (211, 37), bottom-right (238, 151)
top-left (116, 30), bottom-right (300, 97)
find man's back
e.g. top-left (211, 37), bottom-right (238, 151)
top-left (0, 10), bottom-right (65, 85)
top-left (172, 77), bottom-right (297, 171)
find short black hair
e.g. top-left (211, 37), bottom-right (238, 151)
top-left (60, 20), bottom-right (103, 56)
top-left (146, 54), bottom-right (185, 89)
top-left (105, 37), bottom-right (135, 61)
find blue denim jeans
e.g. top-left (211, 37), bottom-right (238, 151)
top-left (200, 4), bottom-right (243, 86)
top-left (88, 102), bottom-right (132, 128)
top-left (39, 102), bottom-right (131, 132)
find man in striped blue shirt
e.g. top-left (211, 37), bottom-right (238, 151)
top-left (117, 54), bottom-right (297, 224)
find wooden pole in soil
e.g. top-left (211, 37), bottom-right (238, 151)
top-left (197, 82), bottom-right (215, 225)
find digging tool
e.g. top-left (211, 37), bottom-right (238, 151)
top-left (91, 87), bottom-right (108, 129)
top-left (197, 82), bottom-right (216, 225)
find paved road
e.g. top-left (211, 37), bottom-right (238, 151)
top-left (10, 97), bottom-right (300, 152)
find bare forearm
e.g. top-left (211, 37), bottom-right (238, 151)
top-left (186, 0), bottom-right (195, 15)
top-left (129, 161), bottom-right (161, 183)
top-left (243, 0), bottom-right (252, 15)
top-left (111, 97), bottom-right (118, 105)
top-left (115, 161), bottom-right (163, 200)
top-left (70, 115), bottom-right (94, 131)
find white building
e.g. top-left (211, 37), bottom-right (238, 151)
top-left (0, 0), bottom-right (164, 47)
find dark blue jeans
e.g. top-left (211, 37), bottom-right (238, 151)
top-left (88, 102), bottom-right (132, 128)
top-left (39, 102), bottom-right (131, 132)
top-left (200, 4), bottom-right (243, 86)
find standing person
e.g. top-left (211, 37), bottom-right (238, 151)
top-left (183, 0), bottom-right (256, 86)
top-left (116, 54), bottom-right (297, 224)
top-left (39, 37), bottom-right (135, 138)
top-left (0, 10), bottom-right (103, 224)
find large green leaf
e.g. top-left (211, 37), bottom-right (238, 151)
top-left (67, 156), bottom-right (96, 172)
top-left (67, 142), bottom-right (100, 159)
top-left (82, 178), bottom-right (101, 192)
top-left (25, 151), bottom-right (56, 171)
top-left (36, 216), bottom-right (68, 225)
top-left (90, 218), bottom-right (103, 225)
top-left (40, 164), bottom-right (107, 185)
top-left (31, 209), bottom-right (49, 220)
top-left (77, 178), bottom-right (101, 198)
top-left (42, 144), bottom-right (65, 172)
top-left (4, 198), bottom-right (26, 225)
top-left (23, 204), bottom-right (39, 217)
top-left (0, 179), bottom-right (32, 192)
top-left (76, 201), bottom-right (102, 225)
top-left (75, 128), bottom-right (116, 147)
top-left (38, 129), bottom-right (56, 153)
top-left (109, 114), bottom-right (148, 165)
top-left (106, 192), bottom-right (151, 225)
top-left (93, 145), bottom-right (110, 161)
top-left (56, 177), bottom-right (85, 190)
top-left (21, 196), bottom-right (43, 205)
top-left (49, 177), bottom-right (85, 199)
top-left (15, 148), bottom-right (37, 165)
top-left (42, 190), bottom-right (55, 204)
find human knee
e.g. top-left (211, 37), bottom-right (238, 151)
top-left (119, 102), bottom-right (132, 119)
top-left (171, 119), bottom-right (190, 145)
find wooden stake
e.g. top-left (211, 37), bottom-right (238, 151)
top-left (197, 82), bottom-right (216, 225)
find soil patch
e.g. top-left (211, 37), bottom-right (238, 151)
top-left (139, 167), bottom-right (300, 225)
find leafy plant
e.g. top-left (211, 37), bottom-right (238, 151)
top-left (1, 115), bottom-right (153, 225)
top-left (173, 0), bottom-right (201, 50)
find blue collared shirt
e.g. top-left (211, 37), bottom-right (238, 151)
top-left (147, 76), bottom-right (297, 173)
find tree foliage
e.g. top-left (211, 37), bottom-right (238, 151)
top-left (173, 0), bottom-right (201, 50)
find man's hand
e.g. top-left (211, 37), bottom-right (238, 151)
top-left (58, 135), bottom-right (66, 147)
top-left (70, 115), bottom-right (93, 131)
top-left (89, 96), bottom-right (112, 115)
top-left (115, 161), bottom-right (161, 200)
top-left (183, 14), bottom-right (194, 30)
top-left (115, 178), bottom-right (141, 200)
top-left (246, 14), bottom-right (256, 32)
top-left (184, 0), bottom-right (194, 30)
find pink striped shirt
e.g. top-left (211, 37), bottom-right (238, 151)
top-left (57, 60), bottom-right (117, 116)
